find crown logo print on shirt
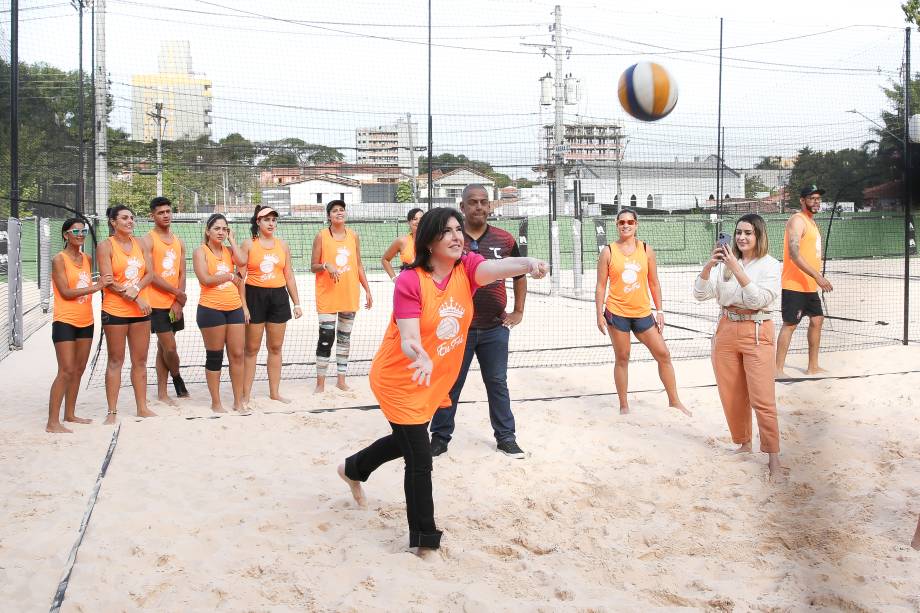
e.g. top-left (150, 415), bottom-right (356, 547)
top-left (439, 297), bottom-right (465, 320)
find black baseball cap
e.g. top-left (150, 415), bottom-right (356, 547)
top-left (800, 184), bottom-right (825, 198)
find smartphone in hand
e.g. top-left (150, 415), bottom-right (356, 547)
top-left (717, 232), bottom-right (730, 248)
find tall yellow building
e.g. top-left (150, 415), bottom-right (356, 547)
top-left (131, 41), bottom-right (212, 142)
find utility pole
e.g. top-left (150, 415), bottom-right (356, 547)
top-left (407, 112), bottom-right (418, 203)
top-left (71, 1), bottom-right (86, 213)
top-left (93, 0), bottom-right (108, 216)
top-left (147, 101), bottom-right (166, 197)
top-left (10, 0), bottom-right (19, 218)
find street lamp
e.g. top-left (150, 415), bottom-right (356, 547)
top-left (846, 109), bottom-right (904, 146)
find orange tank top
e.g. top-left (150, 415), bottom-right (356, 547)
top-left (246, 237), bottom-right (287, 289)
top-left (782, 212), bottom-right (822, 292)
top-left (605, 240), bottom-right (652, 318)
top-left (53, 251), bottom-right (94, 328)
top-left (369, 265), bottom-right (475, 425)
top-left (315, 227), bottom-right (359, 313)
top-left (102, 236), bottom-right (147, 317)
top-left (147, 230), bottom-right (182, 309)
top-left (399, 233), bottom-right (416, 265)
top-left (198, 245), bottom-right (242, 311)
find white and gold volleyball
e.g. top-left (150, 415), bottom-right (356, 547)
top-left (617, 62), bottom-right (679, 121)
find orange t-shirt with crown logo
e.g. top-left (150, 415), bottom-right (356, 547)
top-left (147, 230), bottom-right (182, 309)
top-left (782, 212), bottom-right (822, 292)
top-left (53, 252), bottom-right (94, 328)
top-left (246, 237), bottom-right (287, 289)
top-left (605, 240), bottom-right (652, 318)
top-left (369, 262), bottom-right (476, 425)
top-left (199, 245), bottom-right (243, 311)
top-left (399, 234), bottom-right (416, 265)
top-left (102, 236), bottom-right (148, 318)
top-left (315, 227), bottom-right (359, 313)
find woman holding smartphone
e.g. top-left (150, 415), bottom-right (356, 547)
top-left (693, 214), bottom-right (784, 480)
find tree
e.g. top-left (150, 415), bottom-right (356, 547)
top-left (418, 153), bottom-right (511, 188)
top-left (904, 0), bottom-right (920, 28)
top-left (256, 138), bottom-right (344, 167)
top-left (868, 74), bottom-right (920, 183)
top-left (513, 177), bottom-right (536, 188)
top-left (744, 174), bottom-right (770, 198)
top-left (754, 156), bottom-right (783, 170)
top-left (788, 147), bottom-right (878, 207)
top-left (396, 181), bottom-right (414, 203)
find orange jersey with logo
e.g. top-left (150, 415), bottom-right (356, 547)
top-left (198, 245), bottom-right (242, 311)
top-left (53, 252), bottom-right (94, 327)
top-left (315, 227), bottom-right (359, 313)
top-left (246, 237), bottom-right (287, 289)
top-left (369, 265), bottom-right (475, 425)
top-left (102, 236), bottom-right (148, 317)
top-left (782, 213), bottom-right (822, 292)
top-left (399, 233), bottom-right (416, 265)
top-left (605, 240), bottom-right (652, 318)
top-left (147, 231), bottom-right (182, 309)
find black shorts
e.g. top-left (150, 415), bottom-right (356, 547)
top-left (150, 307), bottom-right (185, 335)
top-left (781, 289), bottom-right (823, 325)
top-left (52, 321), bottom-right (94, 343)
top-left (245, 285), bottom-right (291, 324)
top-left (196, 305), bottom-right (245, 329)
top-left (604, 309), bottom-right (656, 333)
top-left (101, 310), bottom-right (151, 326)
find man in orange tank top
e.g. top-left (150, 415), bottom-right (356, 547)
top-left (142, 197), bottom-right (190, 403)
top-left (775, 185), bottom-right (834, 377)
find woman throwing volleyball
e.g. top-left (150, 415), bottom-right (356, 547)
top-left (381, 207), bottom-right (424, 280)
top-left (46, 218), bottom-right (107, 433)
top-left (693, 214), bottom-right (784, 480)
top-left (193, 214), bottom-right (247, 413)
top-left (337, 207), bottom-right (547, 550)
top-left (595, 208), bottom-right (689, 416)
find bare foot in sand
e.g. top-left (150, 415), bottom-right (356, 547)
top-left (336, 376), bottom-right (351, 392)
top-left (137, 408), bottom-right (158, 418)
top-left (768, 453), bottom-right (788, 483)
top-left (411, 547), bottom-right (439, 559)
top-left (64, 415), bottom-right (93, 425)
top-left (211, 404), bottom-right (227, 413)
top-left (733, 442), bottom-right (753, 454)
top-left (46, 422), bottom-right (73, 434)
top-left (269, 395), bottom-right (292, 404)
top-left (337, 463), bottom-right (367, 507)
top-left (671, 402), bottom-right (692, 417)
top-left (157, 394), bottom-right (177, 407)
top-left (775, 369), bottom-right (790, 379)
top-left (314, 377), bottom-right (325, 394)
top-left (619, 405), bottom-right (630, 415)
top-left (804, 366), bottom-right (828, 375)
top-left (911, 517), bottom-right (920, 550)
top-left (104, 412), bottom-right (118, 425)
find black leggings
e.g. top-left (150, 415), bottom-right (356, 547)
top-left (345, 421), bottom-right (442, 549)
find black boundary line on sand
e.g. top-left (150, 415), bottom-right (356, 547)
top-left (50, 423), bottom-right (121, 613)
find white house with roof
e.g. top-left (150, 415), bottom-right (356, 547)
top-left (418, 168), bottom-right (497, 202)
top-left (286, 175), bottom-right (362, 208)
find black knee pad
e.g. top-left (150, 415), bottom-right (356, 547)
top-left (205, 349), bottom-right (224, 372)
top-left (316, 326), bottom-right (335, 358)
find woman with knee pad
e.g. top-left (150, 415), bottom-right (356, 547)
top-left (97, 204), bottom-right (157, 425)
top-left (310, 199), bottom-right (372, 393)
top-left (594, 208), bottom-right (689, 416)
top-left (240, 205), bottom-right (302, 408)
top-left (193, 214), bottom-right (246, 413)
top-left (47, 218), bottom-right (107, 433)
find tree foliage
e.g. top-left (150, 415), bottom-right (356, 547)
top-left (744, 174), bottom-right (770, 198)
top-left (418, 153), bottom-right (511, 188)
top-left (396, 181), bottom-right (414, 203)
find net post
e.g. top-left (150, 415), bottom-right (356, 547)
top-left (40, 217), bottom-right (52, 313)
top-left (7, 218), bottom-right (24, 350)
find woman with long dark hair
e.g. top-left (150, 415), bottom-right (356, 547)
top-left (46, 218), bottom-right (106, 433)
top-left (240, 205), bottom-right (302, 407)
top-left (381, 207), bottom-right (424, 280)
top-left (193, 214), bottom-right (247, 413)
top-left (337, 207), bottom-right (548, 551)
top-left (694, 214), bottom-right (784, 480)
top-left (594, 208), bottom-right (689, 416)
top-left (97, 205), bottom-right (156, 425)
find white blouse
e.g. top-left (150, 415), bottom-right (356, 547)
top-left (692, 255), bottom-right (781, 311)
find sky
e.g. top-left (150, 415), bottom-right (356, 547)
top-left (3, 0), bottom-right (918, 175)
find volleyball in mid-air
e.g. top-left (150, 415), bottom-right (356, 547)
top-left (617, 62), bottom-right (679, 121)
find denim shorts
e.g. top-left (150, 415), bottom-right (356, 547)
top-left (604, 309), bottom-right (656, 333)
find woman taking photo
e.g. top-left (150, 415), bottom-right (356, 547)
top-left (310, 200), bottom-right (372, 393)
top-left (97, 204), bottom-right (156, 425)
top-left (240, 205), bottom-right (302, 407)
top-left (594, 208), bottom-right (689, 416)
top-left (381, 207), bottom-right (424, 280)
top-left (46, 218), bottom-right (106, 433)
top-left (193, 214), bottom-right (247, 413)
top-left (337, 207), bottom-right (548, 551)
top-left (693, 214), bottom-right (784, 480)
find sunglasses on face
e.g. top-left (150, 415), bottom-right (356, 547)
top-left (617, 219), bottom-right (636, 226)
top-left (66, 228), bottom-right (89, 236)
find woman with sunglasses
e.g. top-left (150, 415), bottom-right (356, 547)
top-left (381, 207), bottom-right (424, 281)
top-left (240, 205), bottom-right (302, 407)
top-left (594, 208), bottom-right (689, 416)
top-left (97, 204), bottom-right (157, 425)
top-left (193, 214), bottom-right (247, 413)
top-left (46, 219), bottom-right (107, 433)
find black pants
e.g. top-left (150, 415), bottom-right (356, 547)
top-left (345, 421), bottom-right (442, 549)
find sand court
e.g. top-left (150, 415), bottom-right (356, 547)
top-left (2, 325), bottom-right (919, 611)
